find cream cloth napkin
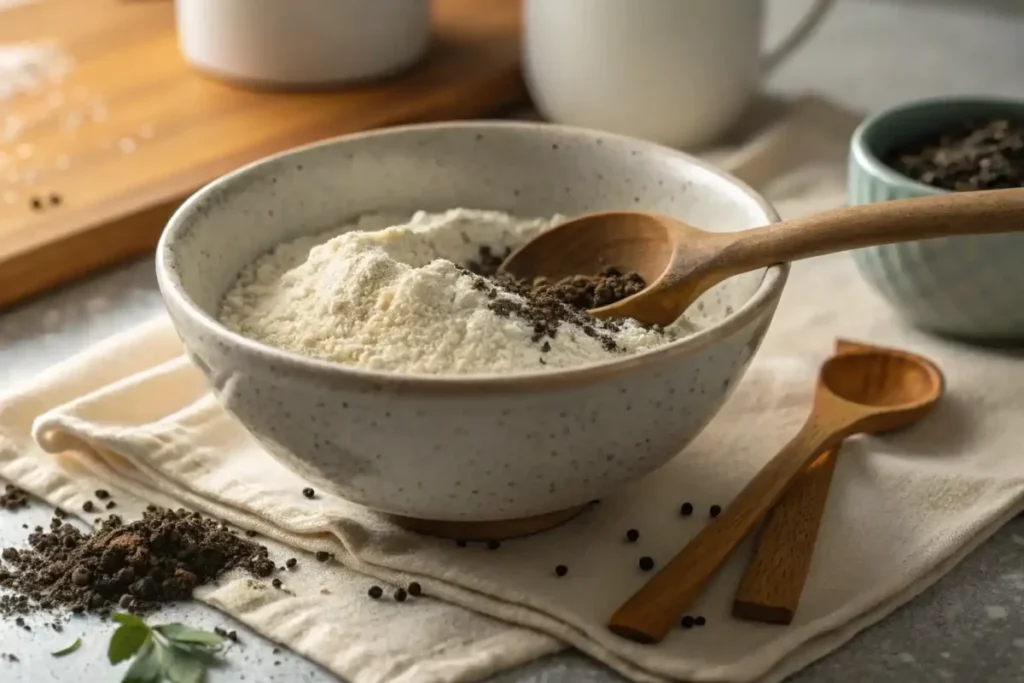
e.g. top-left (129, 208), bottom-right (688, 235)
top-left (3, 95), bottom-right (1024, 683)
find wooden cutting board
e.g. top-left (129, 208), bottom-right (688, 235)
top-left (0, 0), bottom-right (526, 309)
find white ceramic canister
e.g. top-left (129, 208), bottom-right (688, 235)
top-left (524, 0), bottom-right (834, 148)
top-left (175, 0), bottom-right (431, 88)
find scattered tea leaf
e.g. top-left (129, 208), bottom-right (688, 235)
top-left (51, 637), bottom-right (82, 657)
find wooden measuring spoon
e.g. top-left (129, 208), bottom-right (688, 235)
top-left (732, 339), bottom-right (944, 625)
top-left (501, 187), bottom-right (1024, 327)
top-left (606, 347), bottom-right (943, 644)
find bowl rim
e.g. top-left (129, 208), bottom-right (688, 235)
top-left (850, 94), bottom-right (1024, 196)
top-left (156, 120), bottom-right (789, 394)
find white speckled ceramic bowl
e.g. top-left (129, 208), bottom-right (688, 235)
top-left (156, 122), bottom-right (788, 537)
top-left (850, 96), bottom-right (1024, 340)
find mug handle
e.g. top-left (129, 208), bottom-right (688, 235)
top-left (760, 0), bottom-right (835, 75)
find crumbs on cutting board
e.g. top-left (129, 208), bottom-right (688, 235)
top-left (0, 38), bottom-right (159, 207)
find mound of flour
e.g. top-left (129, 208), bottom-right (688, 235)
top-left (219, 209), bottom-right (685, 375)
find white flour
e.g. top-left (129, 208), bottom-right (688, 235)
top-left (220, 209), bottom-right (688, 375)
top-left (0, 41), bottom-right (72, 103)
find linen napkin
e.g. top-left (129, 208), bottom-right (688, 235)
top-left (3, 95), bottom-right (1024, 683)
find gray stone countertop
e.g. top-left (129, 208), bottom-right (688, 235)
top-left (3, 0), bottom-right (1024, 681)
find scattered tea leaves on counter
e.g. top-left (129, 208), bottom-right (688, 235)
top-left (51, 637), bottom-right (82, 657)
top-left (94, 490), bottom-right (110, 500)
top-left (709, 505), bottom-right (722, 518)
top-left (555, 565), bottom-right (568, 577)
top-left (394, 588), bottom-right (408, 603)
top-left (0, 507), bottom-right (275, 619)
top-left (315, 551), bottom-right (331, 562)
top-left (680, 616), bottom-right (695, 629)
top-left (408, 582), bottom-right (422, 597)
top-left (368, 586), bottom-right (383, 599)
top-left (679, 502), bottom-right (693, 516)
top-left (49, 193), bottom-right (62, 207)
top-left (105, 501), bottom-right (116, 510)
top-left (638, 556), bottom-right (655, 572)
top-left (285, 558), bottom-right (297, 569)
top-left (107, 612), bottom-right (225, 683)
top-left (1, 484), bottom-right (29, 511)
top-left (81, 500), bottom-right (94, 513)
top-left (625, 529), bottom-right (640, 543)
top-left (486, 540), bottom-right (501, 550)
top-left (29, 196), bottom-right (43, 211)
top-left (272, 578), bottom-right (282, 589)
top-left (302, 487), bottom-right (315, 499)
top-left (694, 616), bottom-right (706, 627)
top-left (213, 626), bottom-right (239, 643)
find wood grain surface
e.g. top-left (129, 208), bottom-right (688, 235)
top-left (0, 0), bottom-right (526, 308)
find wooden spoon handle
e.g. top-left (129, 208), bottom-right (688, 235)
top-left (731, 338), bottom-right (867, 625)
top-left (716, 187), bottom-right (1024, 274)
top-left (607, 409), bottom-right (854, 644)
top-left (732, 445), bottom-right (840, 625)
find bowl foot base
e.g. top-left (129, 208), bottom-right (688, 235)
top-left (388, 504), bottom-right (589, 541)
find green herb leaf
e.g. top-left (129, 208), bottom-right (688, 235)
top-left (109, 623), bottom-right (151, 665)
top-left (155, 624), bottom-right (224, 650)
top-left (121, 641), bottom-right (161, 683)
top-left (111, 612), bottom-right (148, 628)
top-left (170, 644), bottom-right (223, 667)
top-left (51, 637), bottom-right (82, 657)
top-left (109, 615), bottom-right (226, 683)
top-left (164, 647), bottom-right (207, 683)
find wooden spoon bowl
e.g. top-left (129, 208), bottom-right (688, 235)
top-left (501, 188), bottom-right (1024, 327)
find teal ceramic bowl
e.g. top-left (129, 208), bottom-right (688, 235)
top-left (849, 96), bottom-right (1024, 340)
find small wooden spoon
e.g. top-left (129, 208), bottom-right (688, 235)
top-left (732, 339), bottom-right (944, 626)
top-left (606, 348), bottom-right (943, 644)
top-left (501, 188), bottom-right (1024, 327)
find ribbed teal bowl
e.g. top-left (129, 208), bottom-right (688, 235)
top-left (849, 96), bottom-right (1024, 340)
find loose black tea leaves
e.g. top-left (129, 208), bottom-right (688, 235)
top-left (887, 118), bottom-right (1024, 192)
top-left (1, 484), bottom-right (29, 511)
top-left (0, 506), bottom-right (275, 619)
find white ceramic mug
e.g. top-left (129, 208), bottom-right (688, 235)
top-left (523, 0), bottom-right (834, 148)
top-left (175, 0), bottom-right (431, 88)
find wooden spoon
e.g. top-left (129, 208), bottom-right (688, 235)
top-left (501, 187), bottom-right (1024, 327)
top-left (732, 339), bottom-right (944, 625)
top-left (606, 347), bottom-right (944, 644)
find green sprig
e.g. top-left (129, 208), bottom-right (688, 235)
top-left (107, 613), bottom-right (225, 683)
